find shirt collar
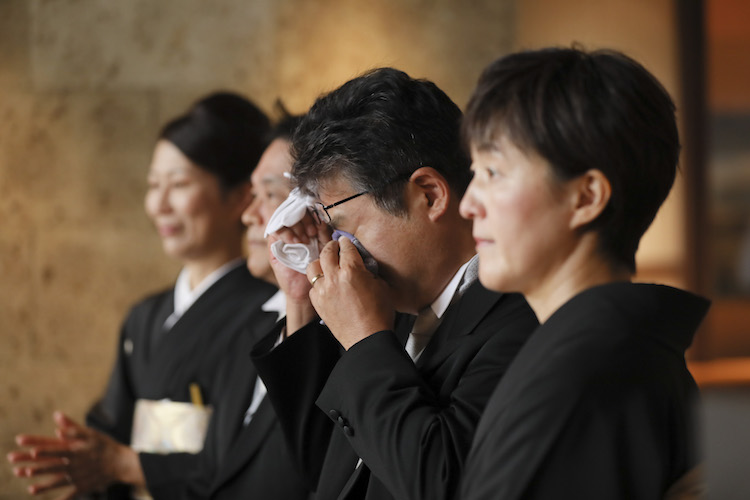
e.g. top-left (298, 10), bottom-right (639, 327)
top-left (261, 290), bottom-right (287, 321)
top-left (428, 254), bottom-right (478, 319)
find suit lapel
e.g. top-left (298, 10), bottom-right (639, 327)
top-left (212, 396), bottom-right (277, 490)
top-left (393, 312), bottom-right (417, 347)
top-left (416, 282), bottom-right (502, 370)
top-left (210, 310), bottom-right (282, 491)
top-left (213, 310), bottom-right (279, 461)
top-left (214, 354), bottom-right (257, 464)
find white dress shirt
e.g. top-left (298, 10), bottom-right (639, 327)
top-left (243, 290), bottom-right (287, 425)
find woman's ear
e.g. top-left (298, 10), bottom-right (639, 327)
top-left (409, 167), bottom-right (450, 221)
top-left (569, 169), bottom-right (611, 229)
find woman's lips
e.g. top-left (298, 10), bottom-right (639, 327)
top-left (158, 225), bottom-right (180, 237)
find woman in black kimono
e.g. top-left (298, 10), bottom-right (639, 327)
top-left (458, 48), bottom-right (710, 499)
top-left (9, 92), bottom-right (276, 498)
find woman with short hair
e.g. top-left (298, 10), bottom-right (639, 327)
top-left (459, 47), bottom-right (710, 500)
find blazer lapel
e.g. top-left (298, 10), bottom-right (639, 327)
top-left (211, 396), bottom-right (278, 490)
top-left (416, 283), bottom-right (502, 370)
top-left (213, 312), bottom-right (279, 464)
top-left (214, 361), bottom-right (258, 464)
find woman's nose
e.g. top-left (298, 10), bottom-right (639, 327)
top-left (459, 185), bottom-right (481, 220)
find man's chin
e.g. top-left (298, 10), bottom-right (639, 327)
top-left (247, 260), bottom-right (272, 279)
top-left (390, 293), bottom-right (419, 315)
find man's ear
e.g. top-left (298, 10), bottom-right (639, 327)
top-left (569, 169), bottom-right (611, 230)
top-left (409, 167), bottom-right (450, 221)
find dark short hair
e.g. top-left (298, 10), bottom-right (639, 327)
top-left (463, 47), bottom-right (680, 273)
top-left (267, 100), bottom-right (304, 143)
top-left (291, 68), bottom-right (471, 215)
top-left (160, 91), bottom-right (271, 190)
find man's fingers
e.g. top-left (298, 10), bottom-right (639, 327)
top-left (306, 259), bottom-right (324, 284)
top-left (316, 223), bottom-right (334, 247)
top-left (275, 221), bottom-right (311, 245)
top-left (290, 223), bottom-right (310, 244)
top-left (275, 227), bottom-right (301, 244)
top-left (318, 240), bottom-right (341, 275)
top-left (337, 237), bottom-right (363, 266)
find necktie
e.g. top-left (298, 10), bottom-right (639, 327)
top-left (405, 307), bottom-right (439, 361)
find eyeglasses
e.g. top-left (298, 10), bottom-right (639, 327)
top-left (312, 191), bottom-right (369, 225)
top-left (310, 173), bottom-right (410, 225)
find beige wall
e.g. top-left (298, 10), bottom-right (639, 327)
top-left (0, 0), bottom-right (684, 497)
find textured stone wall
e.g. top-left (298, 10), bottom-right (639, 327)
top-left (0, 1), bottom-right (514, 497)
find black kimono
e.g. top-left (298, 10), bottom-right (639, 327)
top-left (460, 282), bottom-right (710, 500)
top-left (86, 264), bottom-right (277, 498)
top-left (253, 282), bottom-right (538, 500)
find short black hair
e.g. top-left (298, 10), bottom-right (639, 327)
top-left (464, 47), bottom-right (680, 273)
top-left (160, 91), bottom-right (271, 190)
top-left (291, 67), bottom-right (471, 215)
top-left (267, 100), bottom-right (304, 143)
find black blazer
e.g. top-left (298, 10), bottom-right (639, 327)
top-left (460, 283), bottom-right (710, 500)
top-left (254, 282), bottom-right (538, 500)
top-left (177, 308), bottom-right (309, 500)
top-left (86, 265), bottom-right (277, 498)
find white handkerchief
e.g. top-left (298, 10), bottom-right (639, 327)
top-left (270, 239), bottom-right (320, 274)
top-left (264, 187), bottom-right (315, 236)
top-left (265, 187), bottom-right (319, 274)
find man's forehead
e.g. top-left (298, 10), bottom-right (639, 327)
top-left (253, 140), bottom-right (293, 181)
top-left (259, 174), bottom-right (288, 186)
top-left (315, 176), bottom-right (357, 203)
top-left (251, 161), bottom-right (289, 185)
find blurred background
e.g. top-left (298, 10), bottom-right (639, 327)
top-left (1, 0), bottom-right (748, 498)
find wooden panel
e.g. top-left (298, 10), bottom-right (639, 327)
top-left (700, 299), bottom-right (750, 358)
top-left (689, 357), bottom-right (750, 387)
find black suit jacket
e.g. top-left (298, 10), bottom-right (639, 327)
top-left (253, 282), bottom-right (538, 500)
top-left (86, 265), bottom-right (277, 499)
top-left (460, 283), bottom-right (710, 500)
top-left (178, 308), bottom-right (309, 500)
